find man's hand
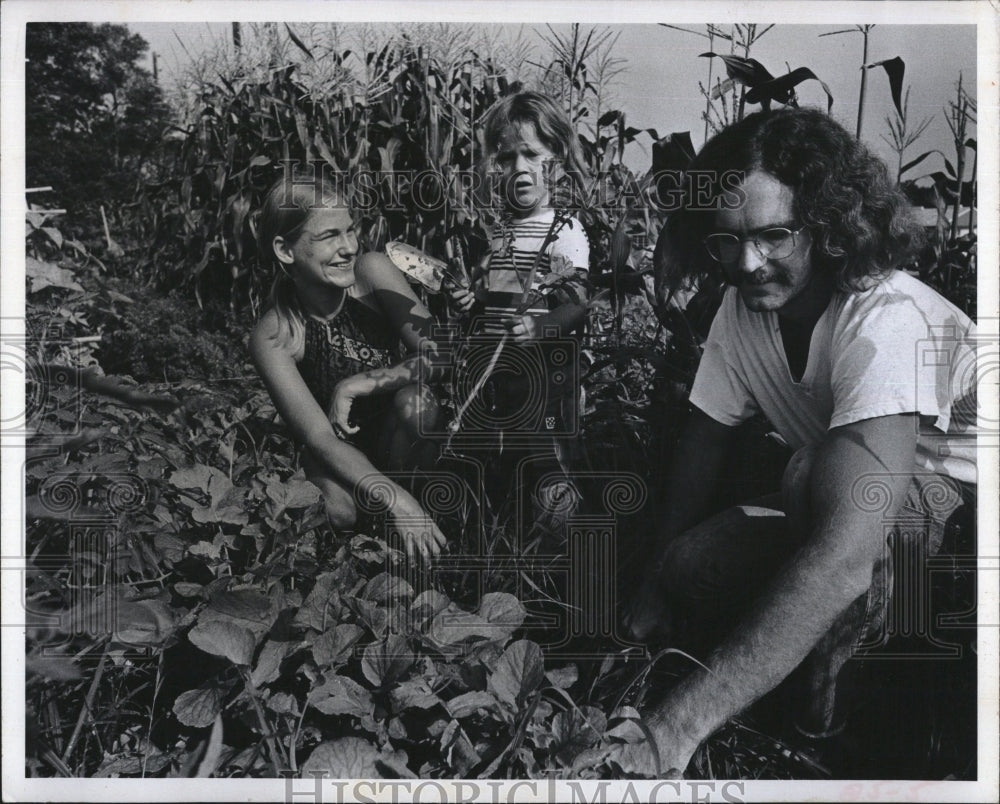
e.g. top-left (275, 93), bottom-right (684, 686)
top-left (387, 486), bottom-right (448, 567)
top-left (608, 723), bottom-right (690, 779)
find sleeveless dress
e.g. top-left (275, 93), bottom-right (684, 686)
top-left (297, 294), bottom-right (402, 454)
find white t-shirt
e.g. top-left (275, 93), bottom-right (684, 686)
top-left (480, 209), bottom-right (589, 334)
top-left (689, 270), bottom-right (978, 485)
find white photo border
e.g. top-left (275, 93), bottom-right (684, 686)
top-left (2, 1), bottom-right (997, 801)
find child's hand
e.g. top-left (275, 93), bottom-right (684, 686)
top-left (448, 287), bottom-right (476, 315)
top-left (329, 378), bottom-right (363, 437)
top-left (504, 313), bottom-right (541, 342)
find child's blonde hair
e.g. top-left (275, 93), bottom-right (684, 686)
top-left (256, 170), bottom-right (351, 349)
top-left (481, 91), bottom-right (589, 209)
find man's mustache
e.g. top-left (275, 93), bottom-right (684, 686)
top-left (736, 269), bottom-right (780, 286)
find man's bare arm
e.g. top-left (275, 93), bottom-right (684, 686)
top-left (629, 413), bottom-right (919, 771)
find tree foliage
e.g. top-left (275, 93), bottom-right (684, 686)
top-left (25, 22), bottom-right (170, 234)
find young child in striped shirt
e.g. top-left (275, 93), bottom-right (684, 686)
top-left (451, 91), bottom-right (590, 339)
top-left (448, 91), bottom-right (591, 538)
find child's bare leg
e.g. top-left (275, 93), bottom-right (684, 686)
top-left (519, 441), bottom-right (580, 551)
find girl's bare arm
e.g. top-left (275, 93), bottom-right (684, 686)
top-left (354, 251), bottom-right (438, 353)
top-left (249, 313), bottom-right (446, 563)
top-left (249, 311), bottom-right (388, 491)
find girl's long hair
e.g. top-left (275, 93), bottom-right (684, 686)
top-left (480, 90), bottom-right (589, 213)
top-left (256, 171), bottom-right (350, 351)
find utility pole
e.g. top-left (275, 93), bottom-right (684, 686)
top-left (152, 52), bottom-right (158, 82)
top-left (232, 22), bottom-right (242, 52)
top-left (855, 25), bottom-right (871, 139)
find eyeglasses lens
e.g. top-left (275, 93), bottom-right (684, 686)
top-left (705, 228), bottom-right (794, 263)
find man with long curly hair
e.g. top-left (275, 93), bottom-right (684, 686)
top-left (620, 108), bottom-right (977, 776)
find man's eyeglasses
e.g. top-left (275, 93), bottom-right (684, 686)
top-left (703, 226), bottom-right (807, 264)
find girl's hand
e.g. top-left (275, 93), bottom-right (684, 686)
top-left (387, 487), bottom-right (448, 567)
top-left (448, 287), bottom-right (476, 315)
top-left (329, 378), bottom-right (364, 436)
top-left (504, 314), bottom-right (540, 342)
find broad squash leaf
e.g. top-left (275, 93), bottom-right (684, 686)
top-left (361, 634), bottom-right (414, 687)
top-left (174, 685), bottom-right (225, 728)
top-left (188, 619), bottom-right (255, 665)
top-left (313, 624), bottom-right (364, 668)
top-left (488, 639), bottom-right (545, 710)
top-left (308, 674), bottom-right (373, 717)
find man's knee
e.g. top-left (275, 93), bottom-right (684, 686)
top-left (323, 493), bottom-right (357, 530)
top-left (661, 502), bottom-right (790, 604)
top-left (782, 443), bottom-right (819, 497)
top-left (660, 533), bottom-right (714, 600)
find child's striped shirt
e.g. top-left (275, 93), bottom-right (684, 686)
top-left (479, 209), bottom-right (589, 335)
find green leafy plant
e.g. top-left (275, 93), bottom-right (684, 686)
top-left (22, 363), bottom-right (669, 778)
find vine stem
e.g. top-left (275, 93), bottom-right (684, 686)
top-left (143, 651), bottom-right (165, 778)
top-left (289, 699), bottom-right (311, 774)
top-left (503, 690), bottom-right (543, 771)
top-left (61, 639), bottom-right (109, 768)
top-left (443, 333), bottom-right (508, 454)
top-left (241, 668), bottom-right (286, 776)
